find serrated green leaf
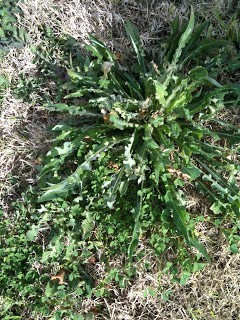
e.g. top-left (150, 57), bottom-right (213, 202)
top-left (123, 132), bottom-right (136, 169)
top-left (153, 80), bottom-right (167, 105)
top-left (26, 225), bottom-right (38, 241)
top-left (172, 6), bottom-right (195, 66)
top-left (181, 164), bottom-right (201, 181)
top-left (106, 167), bottom-right (125, 208)
top-left (195, 157), bottom-right (239, 195)
top-left (64, 87), bottom-right (105, 99)
top-left (82, 212), bottom-right (94, 235)
top-left (38, 180), bottom-right (71, 203)
top-left (188, 66), bottom-right (208, 91)
top-left (109, 113), bottom-right (130, 130)
top-left (67, 69), bottom-right (83, 81)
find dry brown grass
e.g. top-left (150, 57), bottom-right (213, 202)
top-left (1, 0), bottom-right (240, 319)
top-left (0, 45), bottom-right (62, 212)
top-left (78, 230), bottom-right (240, 319)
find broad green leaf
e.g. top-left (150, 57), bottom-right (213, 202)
top-left (85, 44), bottom-right (103, 61)
top-left (188, 66), bottom-right (208, 81)
top-left (38, 180), bottom-right (72, 203)
top-left (230, 243), bottom-right (239, 254)
top-left (54, 142), bottom-right (74, 156)
top-left (45, 281), bottom-right (58, 297)
top-left (119, 180), bottom-right (129, 195)
top-left (188, 66), bottom-right (208, 91)
top-left (210, 202), bottom-right (222, 214)
top-left (166, 88), bottom-right (192, 112)
top-left (46, 103), bottom-right (103, 117)
top-left (26, 225), bottom-right (38, 241)
top-left (109, 113), bottom-right (136, 129)
top-left (67, 69), bottom-right (84, 81)
top-left (82, 212), bottom-right (94, 235)
top-left (193, 262), bottom-right (206, 272)
top-left (168, 122), bottom-right (181, 138)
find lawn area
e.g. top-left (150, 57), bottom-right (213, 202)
top-left (0, 1), bottom-right (240, 319)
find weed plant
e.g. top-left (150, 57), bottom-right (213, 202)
top-left (39, 8), bottom-right (240, 262)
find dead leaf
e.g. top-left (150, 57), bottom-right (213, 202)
top-left (83, 136), bottom-right (92, 142)
top-left (103, 111), bottom-right (116, 124)
top-left (108, 162), bottom-right (119, 170)
top-left (51, 269), bottom-right (65, 284)
top-left (102, 61), bottom-right (113, 78)
top-left (103, 113), bottom-right (111, 123)
top-left (115, 52), bottom-right (123, 61)
top-left (167, 167), bottom-right (190, 181)
top-left (87, 256), bottom-right (97, 264)
top-left (89, 306), bottom-right (101, 314)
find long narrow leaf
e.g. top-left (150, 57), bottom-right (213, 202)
top-left (172, 6), bottom-right (195, 66)
top-left (124, 21), bottom-right (146, 73)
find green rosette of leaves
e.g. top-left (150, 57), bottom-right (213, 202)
top-left (38, 7), bottom-right (240, 262)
